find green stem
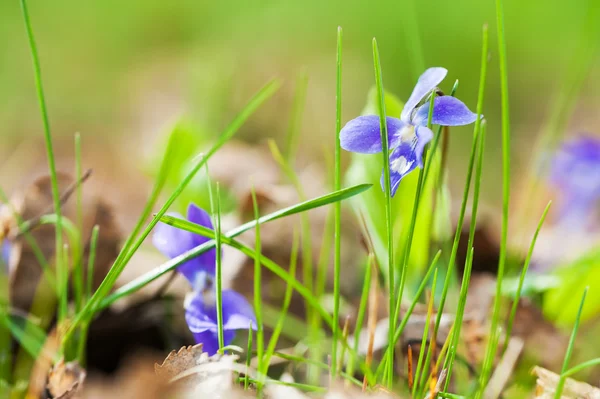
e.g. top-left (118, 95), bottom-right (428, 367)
top-left (332, 26), bottom-right (343, 379)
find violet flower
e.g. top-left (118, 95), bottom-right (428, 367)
top-left (340, 67), bottom-right (478, 196)
top-left (153, 203), bottom-right (218, 291)
top-left (185, 289), bottom-right (257, 355)
top-left (153, 203), bottom-right (257, 355)
top-left (549, 135), bottom-right (600, 227)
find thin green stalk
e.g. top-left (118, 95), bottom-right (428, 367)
top-left (554, 287), bottom-right (588, 398)
top-left (476, 2), bottom-right (511, 393)
top-left (215, 185), bottom-right (224, 351)
top-left (86, 226), bottom-right (100, 302)
top-left (74, 133), bottom-right (84, 313)
top-left (503, 201), bottom-right (552, 353)
top-left (250, 186), bottom-right (264, 376)
top-left (66, 79), bottom-right (280, 343)
top-left (59, 244), bottom-right (69, 333)
top-left (273, 351), bottom-right (362, 387)
top-left (444, 247), bottom-right (474, 389)
top-left (19, 0), bottom-right (64, 314)
top-left (77, 225), bottom-right (99, 363)
top-left (432, 23), bottom-right (488, 372)
top-left (310, 207), bottom-right (334, 386)
top-left (99, 184), bottom-right (371, 309)
top-left (372, 37), bottom-right (395, 388)
top-left (444, 120), bottom-right (487, 388)
top-left (412, 268), bottom-right (438, 397)
top-left (0, 272), bottom-right (9, 383)
top-left (244, 325), bottom-right (253, 390)
top-left (345, 254), bottom-right (373, 380)
top-left (285, 69), bottom-right (309, 163)
top-left (332, 26), bottom-right (343, 379)
top-left (374, 250), bottom-right (441, 379)
top-left (261, 230), bottom-right (300, 377)
top-left (387, 90), bottom-right (436, 385)
top-left (562, 357), bottom-right (600, 378)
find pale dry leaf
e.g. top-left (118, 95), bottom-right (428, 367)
top-left (154, 343), bottom-right (206, 381)
top-left (532, 366), bottom-right (600, 399)
top-left (47, 359), bottom-right (86, 399)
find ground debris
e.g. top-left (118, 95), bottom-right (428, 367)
top-left (154, 343), bottom-right (206, 381)
top-left (532, 366), bottom-right (600, 398)
top-left (47, 359), bottom-right (86, 399)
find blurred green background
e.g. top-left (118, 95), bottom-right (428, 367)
top-left (0, 0), bottom-right (598, 204)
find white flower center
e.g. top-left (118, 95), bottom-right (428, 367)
top-left (390, 156), bottom-right (414, 175)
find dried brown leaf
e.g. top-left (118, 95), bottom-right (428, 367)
top-left (47, 359), bottom-right (86, 399)
top-left (154, 343), bottom-right (205, 381)
top-left (532, 366), bottom-right (600, 398)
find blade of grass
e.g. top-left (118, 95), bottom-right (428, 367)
top-left (412, 268), bottom-right (439, 397)
top-left (0, 313), bottom-right (53, 363)
top-left (345, 254), bottom-right (374, 380)
top-left (100, 184), bottom-right (371, 309)
top-left (244, 324), bottom-right (253, 390)
top-left (503, 201), bottom-right (551, 353)
top-left (332, 26), bottom-right (344, 379)
top-left (77, 225), bottom-right (99, 364)
top-left (74, 133), bottom-right (84, 314)
top-left (374, 250), bottom-right (441, 379)
top-left (250, 186), bottom-right (264, 380)
top-left (215, 184), bottom-right (224, 351)
top-left (19, 0), bottom-right (64, 316)
top-left (272, 351), bottom-right (362, 387)
top-left (554, 287), bottom-right (588, 398)
top-left (387, 85), bottom-right (436, 386)
top-left (475, 2), bottom-right (511, 393)
top-left (284, 69), bottom-right (309, 163)
top-left (66, 80), bottom-right (280, 341)
top-left (562, 357), bottom-right (600, 379)
top-left (372, 37), bottom-right (395, 388)
top-left (431, 23), bottom-right (489, 378)
top-left (260, 229), bottom-right (300, 379)
top-left (444, 120), bottom-right (487, 388)
top-left (0, 273), bottom-right (9, 382)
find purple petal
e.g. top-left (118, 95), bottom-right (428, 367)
top-left (222, 290), bottom-right (257, 331)
top-left (2, 240), bottom-right (11, 267)
top-left (413, 96), bottom-right (478, 126)
top-left (187, 203), bottom-right (214, 247)
top-left (185, 293), bottom-right (217, 332)
top-left (550, 136), bottom-right (600, 220)
top-left (340, 115), bottom-right (406, 154)
top-left (414, 126), bottom-right (434, 166)
top-left (152, 211), bottom-right (196, 259)
top-left (380, 126), bottom-right (434, 196)
top-left (401, 67), bottom-right (448, 123)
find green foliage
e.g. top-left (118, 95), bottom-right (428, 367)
top-left (544, 249), bottom-right (600, 326)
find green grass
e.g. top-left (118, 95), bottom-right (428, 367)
top-left (371, 37), bottom-right (395, 388)
top-left (554, 287), bottom-right (588, 398)
top-left (475, 0), bottom-right (511, 393)
top-left (331, 26), bottom-right (343, 379)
